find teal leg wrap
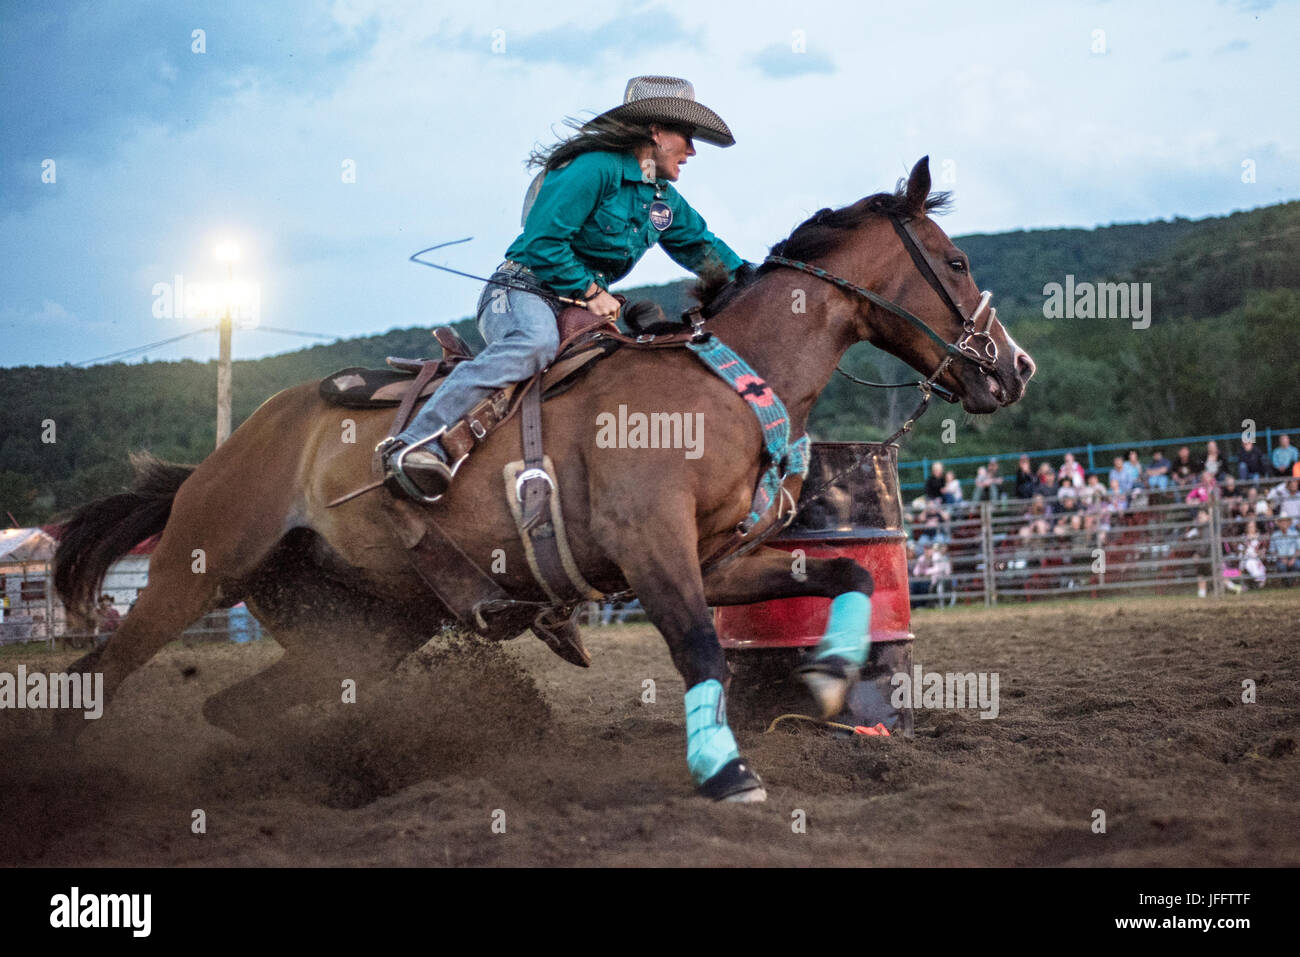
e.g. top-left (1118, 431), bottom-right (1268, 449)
top-left (684, 679), bottom-right (740, 785)
top-left (814, 591), bottom-right (872, 668)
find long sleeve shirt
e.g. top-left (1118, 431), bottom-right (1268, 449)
top-left (505, 150), bottom-right (744, 297)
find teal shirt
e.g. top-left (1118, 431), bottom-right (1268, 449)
top-left (505, 150), bottom-right (744, 297)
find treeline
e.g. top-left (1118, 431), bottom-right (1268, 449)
top-left (2, 200), bottom-right (1297, 525)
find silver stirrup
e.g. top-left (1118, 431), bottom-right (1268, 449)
top-left (378, 429), bottom-right (466, 505)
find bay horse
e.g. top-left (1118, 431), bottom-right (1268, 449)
top-left (53, 157), bottom-right (1034, 801)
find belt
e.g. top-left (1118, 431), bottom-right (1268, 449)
top-left (499, 259), bottom-right (535, 277)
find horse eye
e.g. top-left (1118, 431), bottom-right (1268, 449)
top-left (949, 259), bottom-right (967, 272)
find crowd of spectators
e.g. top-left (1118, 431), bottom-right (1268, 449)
top-left (906, 434), bottom-right (1300, 604)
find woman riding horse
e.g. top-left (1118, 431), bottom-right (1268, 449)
top-left (381, 75), bottom-right (748, 500)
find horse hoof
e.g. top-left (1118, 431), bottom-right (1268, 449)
top-left (698, 757), bottom-right (766, 803)
top-left (796, 657), bottom-right (858, 719)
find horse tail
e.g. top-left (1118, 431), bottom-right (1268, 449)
top-left (53, 451), bottom-right (196, 615)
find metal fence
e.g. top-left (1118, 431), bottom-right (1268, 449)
top-left (0, 559), bottom-right (263, 650)
top-left (905, 475), bottom-right (1300, 607)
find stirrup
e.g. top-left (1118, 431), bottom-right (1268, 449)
top-left (377, 430), bottom-right (463, 505)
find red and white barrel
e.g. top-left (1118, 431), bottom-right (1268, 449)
top-left (716, 442), bottom-right (914, 733)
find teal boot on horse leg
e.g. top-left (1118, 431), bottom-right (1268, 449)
top-left (797, 591), bottom-right (872, 719)
top-left (684, 678), bottom-right (766, 802)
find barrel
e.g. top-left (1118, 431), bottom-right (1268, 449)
top-left (716, 441), bottom-right (914, 733)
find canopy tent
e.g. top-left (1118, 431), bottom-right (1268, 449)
top-left (0, 528), bottom-right (57, 564)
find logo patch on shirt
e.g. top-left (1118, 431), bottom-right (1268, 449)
top-left (649, 201), bottom-right (673, 231)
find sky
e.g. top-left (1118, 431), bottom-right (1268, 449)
top-left (1, 0), bottom-right (1296, 367)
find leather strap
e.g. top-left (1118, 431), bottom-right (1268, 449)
top-left (387, 359), bottom-right (443, 438)
top-left (517, 376), bottom-right (586, 602)
top-left (378, 494), bottom-right (516, 636)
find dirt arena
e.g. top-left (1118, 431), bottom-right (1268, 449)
top-left (2, 591), bottom-right (1297, 867)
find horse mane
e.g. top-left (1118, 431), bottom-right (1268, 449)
top-left (691, 180), bottom-right (953, 312)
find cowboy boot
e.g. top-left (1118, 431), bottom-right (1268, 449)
top-left (379, 437), bottom-right (455, 503)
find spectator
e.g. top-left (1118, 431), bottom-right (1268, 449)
top-left (1204, 440), bottom-right (1224, 477)
top-left (1220, 474), bottom-right (1240, 511)
top-left (1080, 472), bottom-right (1107, 507)
top-left (1268, 515), bottom-right (1299, 584)
top-left (1014, 455), bottom-right (1036, 499)
top-left (1185, 470), bottom-right (1218, 506)
top-left (1034, 464), bottom-right (1059, 500)
top-left (916, 500), bottom-right (949, 546)
top-left (1244, 486), bottom-right (1271, 517)
top-left (925, 461), bottom-right (945, 501)
top-left (94, 594), bottom-right (121, 644)
top-left (1024, 495), bottom-right (1052, 525)
top-left (1267, 477), bottom-right (1300, 521)
top-left (1239, 519), bottom-right (1268, 588)
top-left (1272, 434), bottom-right (1299, 477)
top-left (1173, 445), bottom-right (1202, 476)
top-left (910, 545), bottom-right (940, 607)
top-left (1108, 456), bottom-right (1130, 495)
top-left (1057, 476), bottom-right (1078, 507)
top-left (986, 459), bottom-right (1003, 501)
top-left (1058, 453), bottom-right (1085, 489)
top-left (1147, 450), bottom-right (1171, 491)
top-left (941, 470), bottom-right (963, 505)
top-left (1238, 439), bottom-right (1266, 482)
top-left (1123, 450), bottom-right (1144, 491)
top-left (1185, 508), bottom-right (1213, 598)
top-left (973, 466), bottom-right (993, 502)
top-left (1107, 478), bottom-right (1129, 512)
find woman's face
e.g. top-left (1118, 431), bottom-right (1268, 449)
top-left (649, 125), bottom-right (696, 181)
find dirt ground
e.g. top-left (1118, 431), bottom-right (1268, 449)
top-left (1, 590), bottom-right (1297, 867)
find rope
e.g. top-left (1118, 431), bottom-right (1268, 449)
top-left (764, 713), bottom-right (892, 736)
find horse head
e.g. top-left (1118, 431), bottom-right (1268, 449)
top-left (767, 156), bottom-right (1035, 414)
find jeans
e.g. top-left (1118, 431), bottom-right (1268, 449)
top-left (397, 263), bottom-right (561, 451)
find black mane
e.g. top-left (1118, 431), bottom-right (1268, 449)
top-left (692, 182), bottom-right (953, 311)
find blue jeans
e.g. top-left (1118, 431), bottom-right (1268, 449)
top-left (397, 263), bottom-right (561, 451)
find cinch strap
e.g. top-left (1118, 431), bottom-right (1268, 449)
top-left (685, 335), bottom-right (810, 532)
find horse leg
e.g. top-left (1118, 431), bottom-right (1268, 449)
top-left (604, 516), bottom-right (766, 803)
top-left (704, 546), bottom-right (875, 718)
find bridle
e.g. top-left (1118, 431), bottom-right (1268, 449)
top-left (763, 213), bottom-right (1002, 409)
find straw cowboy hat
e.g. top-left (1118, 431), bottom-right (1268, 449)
top-left (586, 75), bottom-right (735, 147)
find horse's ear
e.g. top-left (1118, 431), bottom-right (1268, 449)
top-left (905, 156), bottom-right (931, 215)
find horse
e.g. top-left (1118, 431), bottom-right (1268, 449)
top-left (53, 157), bottom-right (1035, 802)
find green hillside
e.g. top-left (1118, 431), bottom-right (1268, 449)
top-left (3, 200), bottom-right (1298, 526)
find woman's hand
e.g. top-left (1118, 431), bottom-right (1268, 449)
top-left (584, 286), bottom-right (621, 320)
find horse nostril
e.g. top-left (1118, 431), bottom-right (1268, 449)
top-left (1015, 349), bottom-right (1036, 381)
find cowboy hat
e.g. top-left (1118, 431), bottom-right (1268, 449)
top-left (586, 75), bottom-right (735, 147)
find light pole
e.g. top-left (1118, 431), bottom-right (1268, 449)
top-left (214, 241), bottom-right (240, 446)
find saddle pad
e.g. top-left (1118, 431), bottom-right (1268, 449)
top-left (318, 340), bottom-right (618, 410)
top-left (318, 366), bottom-right (433, 408)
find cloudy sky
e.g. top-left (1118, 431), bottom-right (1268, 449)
top-left (2, 0), bottom-right (1295, 367)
